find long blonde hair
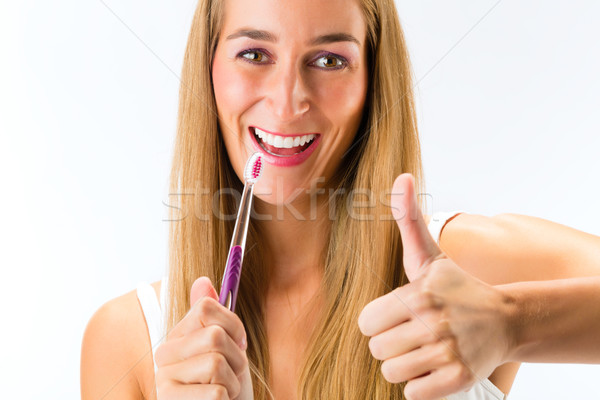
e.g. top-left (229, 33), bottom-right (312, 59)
top-left (166, 0), bottom-right (423, 398)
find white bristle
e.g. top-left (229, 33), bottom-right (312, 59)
top-left (244, 152), bottom-right (263, 183)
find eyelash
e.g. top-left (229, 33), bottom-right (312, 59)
top-left (236, 49), bottom-right (348, 70)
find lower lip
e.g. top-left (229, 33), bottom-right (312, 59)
top-left (248, 128), bottom-right (321, 167)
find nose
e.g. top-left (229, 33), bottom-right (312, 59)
top-left (264, 61), bottom-right (310, 122)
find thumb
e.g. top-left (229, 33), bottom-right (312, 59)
top-left (391, 173), bottom-right (443, 282)
top-left (190, 276), bottom-right (219, 307)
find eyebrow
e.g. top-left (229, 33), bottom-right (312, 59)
top-left (225, 29), bottom-right (361, 46)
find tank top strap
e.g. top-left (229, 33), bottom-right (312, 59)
top-left (427, 211), bottom-right (464, 245)
top-left (136, 276), bottom-right (168, 373)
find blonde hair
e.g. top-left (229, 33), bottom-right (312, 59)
top-left (166, 0), bottom-right (423, 398)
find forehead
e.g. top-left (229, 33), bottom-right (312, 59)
top-left (220, 0), bottom-right (366, 45)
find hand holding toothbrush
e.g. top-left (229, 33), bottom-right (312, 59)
top-left (154, 276), bottom-right (254, 399)
top-left (154, 153), bottom-right (263, 400)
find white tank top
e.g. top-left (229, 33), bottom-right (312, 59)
top-left (136, 211), bottom-right (506, 399)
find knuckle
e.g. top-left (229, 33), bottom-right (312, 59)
top-left (445, 335), bottom-right (460, 352)
top-left (439, 336), bottom-right (460, 363)
top-left (206, 325), bottom-right (227, 348)
top-left (233, 319), bottom-right (247, 343)
top-left (237, 353), bottom-right (249, 374)
top-left (437, 341), bottom-right (457, 364)
top-left (208, 352), bottom-right (229, 376)
top-left (420, 270), bottom-right (445, 298)
top-left (420, 271), bottom-right (436, 291)
top-left (452, 361), bottom-right (475, 386)
top-left (197, 296), bottom-right (216, 315)
top-left (230, 377), bottom-right (242, 398)
top-left (210, 385), bottom-right (229, 400)
top-left (210, 353), bottom-right (230, 376)
top-left (431, 318), bottom-right (451, 339)
top-left (410, 289), bottom-right (436, 313)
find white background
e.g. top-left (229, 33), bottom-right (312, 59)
top-left (1, 0), bottom-right (599, 398)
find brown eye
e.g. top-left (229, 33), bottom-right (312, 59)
top-left (314, 54), bottom-right (345, 69)
top-left (241, 51), bottom-right (264, 62)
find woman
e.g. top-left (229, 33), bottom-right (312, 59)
top-left (81, 0), bottom-right (600, 399)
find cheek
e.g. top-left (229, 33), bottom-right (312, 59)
top-left (212, 56), bottom-right (257, 118)
top-left (312, 74), bottom-right (367, 125)
top-left (212, 56), bottom-right (256, 183)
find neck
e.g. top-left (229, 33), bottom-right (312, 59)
top-left (254, 194), bottom-right (331, 303)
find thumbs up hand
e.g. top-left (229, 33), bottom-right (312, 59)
top-left (358, 174), bottom-right (512, 400)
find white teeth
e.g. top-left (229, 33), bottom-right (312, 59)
top-left (253, 127), bottom-right (315, 149)
top-left (282, 137), bottom-right (294, 148)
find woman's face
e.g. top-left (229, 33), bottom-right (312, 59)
top-left (212, 0), bottom-right (368, 205)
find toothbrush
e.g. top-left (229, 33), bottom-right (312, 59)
top-left (218, 152), bottom-right (263, 312)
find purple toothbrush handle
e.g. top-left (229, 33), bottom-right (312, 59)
top-left (219, 245), bottom-right (243, 312)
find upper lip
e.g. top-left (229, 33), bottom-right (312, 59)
top-left (251, 126), bottom-right (320, 137)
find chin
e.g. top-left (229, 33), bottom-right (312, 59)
top-left (251, 173), bottom-right (314, 208)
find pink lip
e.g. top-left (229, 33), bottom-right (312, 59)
top-left (248, 127), bottom-right (321, 167)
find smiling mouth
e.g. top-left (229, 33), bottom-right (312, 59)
top-left (251, 127), bottom-right (318, 157)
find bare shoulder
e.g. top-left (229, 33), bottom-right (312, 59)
top-left (81, 280), bottom-right (163, 400)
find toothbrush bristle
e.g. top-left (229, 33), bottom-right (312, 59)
top-left (244, 152), bottom-right (263, 182)
top-left (252, 157), bottom-right (262, 179)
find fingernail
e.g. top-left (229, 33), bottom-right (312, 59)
top-left (240, 337), bottom-right (247, 351)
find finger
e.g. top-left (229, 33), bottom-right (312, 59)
top-left (380, 342), bottom-right (454, 384)
top-left (390, 173), bottom-right (443, 282)
top-left (403, 361), bottom-right (476, 400)
top-left (359, 284), bottom-right (423, 336)
top-left (158, 381), bottom-right (232, 400)
top-left (191, 276), bottom-right (219, 306)
top-left (368, 315), bottom-right (449, 360)
top-left (156, 325), bottom-right (249, 376)
top-left (159, 352), bottom-right (240, 398)
top-left (168, 297), bottom-right (247, 350)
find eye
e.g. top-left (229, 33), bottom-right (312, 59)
top-left (238, 49), bottom-right (269, 63)
top-left (312, 54), bottom-right (346, 70)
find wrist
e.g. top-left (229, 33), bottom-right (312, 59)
top-left (496, 283), bottom-right (523, 363)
